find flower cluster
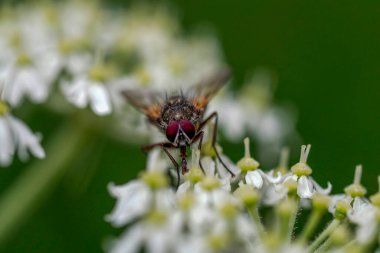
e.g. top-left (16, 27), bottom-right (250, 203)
top-left (0, 1), bottom-right (295, 167)
top-left (107, 139), bottom-right (380, 253)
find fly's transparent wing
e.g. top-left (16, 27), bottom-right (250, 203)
top-left (121, 89), bottom-right (165, 125)
top-left (187, 68), bottom-right (231, 110)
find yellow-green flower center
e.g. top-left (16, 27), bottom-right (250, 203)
top-left (277, 198), bottom-right (297, 218)
top-left (344, 165), bottom-right (367, 198)
top-left (0, 101), bottom-right (9, 116)
top-left (186, 167), bottom-right (204, 184)
top-left (312, 193), bottom-right (330, 211)
top-left (178, 193), bottom-right (195, 211)
top-left (234, 185), bottom-right (259, 207)
top-left (201, 176), bottom-right (221, 191)
top-left (219, 202), bottom-right (238, 219)
top-left (207, 234), bottom-right (228, 250)
top-left (200, 140), bottom-right (218, 158)
top-left (89, 64), bottom-right (114, 82)
top-left (330, 225), bottom-right (350, 245)
top-left (284, 179), bottom-right (298, 195)
top-left (135, 67), bottom-right (151, 86)
top-left (145, 210), bottom-right (167, 225)
top-left (59, 39), bottom-right (87, 55)
top-left (370, 192), bottom-right (380, 207)
top-left (334, 200), bottom-right (351, 221)
top-left (344, 184), bottom-right (367, 198)
top-left (237, 137), bottom-right (259, 172)
top-left (16, 53), bottom-right (32, 66)
top-left (141, 170), bottom-right (168, 189)
top-left (291, 162), bottom-right (312, 177)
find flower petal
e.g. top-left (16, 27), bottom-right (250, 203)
top-left (88, 84), bottom-right (112, 115)
top-left (0, 116), bottom-right (15, 166)
top-left (297, 176), bottom-right (314, 199)
top-left (106, 181), bottom-right (151, 226)
top-left (7, 115), bottom-right (45, 161)
top-left (245, 170), bottom-right (263, 189)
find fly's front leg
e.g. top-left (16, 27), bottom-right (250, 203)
top-left (142, 142), bottom-right (181, 188)
top-left (198, 112), bottom-right (235, 177)
top-left (191, 131), bottom-right (205, 174)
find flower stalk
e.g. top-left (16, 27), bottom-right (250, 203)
top-left (0, 123), bottom-right (91, 245)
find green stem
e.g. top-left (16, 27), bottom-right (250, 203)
top-left (315, 237), bottom-right (332, 253)
top-left (0, 123), bottom-right (90, 246)
top-left (248, 206), bottom-right (265, 237)
top-left (307, 219), bottom-right (340, 253)
top-left (298, 210), bottom-right (324, 244)
top-left (286, 199), bottom-right (299, 243)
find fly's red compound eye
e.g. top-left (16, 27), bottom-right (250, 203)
top-left (166, 121), bottom-right (179, 142)
top-left (179, 120), bottom-right (195, 139)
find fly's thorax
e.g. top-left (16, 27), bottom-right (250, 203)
top-left (161, 96), bottom-right (201, 124)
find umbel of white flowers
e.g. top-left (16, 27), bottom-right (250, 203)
top-left (0, 1), bottom-right (296, 167)
top-left (107, 139), bottom-right (380, 253)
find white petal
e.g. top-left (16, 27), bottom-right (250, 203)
top-left (7, 115), bottom-right (45, 161)
top-left (311, 178), bottom-right (332, 195)
top-left (106, 181), bottom-right (151, 226)
top-left (297, 176), bottom-right (314, 199)
top-left (263, 170), bottom-right (283, 184)
top-left (61, 78), bottom-right (88, 108)
top-left (0, 117), bottom-right (15, 166)
top-left (216, 154), bottom-right (240, 180)
top-left (108, 224), bottom-right (144, 253)
top-left (262, 184), bottom-right (288, 205)
top-left (146, 149), bottom-right (168, 172)
top-left (4, 67), bottom-right (45, 106)
top-left (328, 194), bottom-right (346, 214)
top-left (177, 181), bottom-right (191, 196)
top-left (146, 228), bottom-right (173, 253)
top-left (200, 157), bottom-right (216, 176)
top-left (245, 170), bottom-right (263, 189)
top-left (88, 84), bottom-right (112, 115)
top-left (154, 189), bottom-right (176, 211)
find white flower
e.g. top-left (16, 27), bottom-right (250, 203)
top-left (296, 175), bottom-right (332, 199)
top-left (61, 76), bottom-right (112, 116)
top-left (290, 145), bottom-right (332, 199)
top-left (0, 112), bottom-right (45, 166)
top-left (109, 210), bottom-right (183, 253)
top-left (106, 180), bottom-right (152, 227)
top-left (107, 151), bottom-right (174, 226)
top-left (245, 169), bottom-right (282, 189)
top-left (1, 56), bottom-right (54, 106)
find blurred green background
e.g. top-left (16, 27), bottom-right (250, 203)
top-left (1, 0), bottom-right (380, 252)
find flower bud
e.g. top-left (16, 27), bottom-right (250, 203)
top-left (145, 210), bottom-right (167, 225)
top-left (237, 138), bottom-right (259, 172)
top-left (219, 202), bottom-right (238, 219)
top-left (234, 185), bottom-right (259, 207)
top-left (291, 145), bottom-right (312, 177)
top-left (141, 170), bottom-right (168, 189)
top-left (334, 200), bottom-right (351, 220)
top-left (178, 192), bottom-right (195, 211)
top-left (277, 198), bottom-right (297, 218)
top-left (312, 194), bottom-right (330, 211)
top-left (344, 165), bottom-right (367, 198)
top-left (0, 101), bottom-right (9, 116)
top-left (330, 225), bottom-right (350, 246)
top-left (201, 176), bottom-right (221, 191)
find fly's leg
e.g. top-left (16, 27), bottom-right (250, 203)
top-left (142, 142), bottom-right (181, 188)
top-left (197, 112), bottom-right (235, 177)
top-left (190, 131), bottom-right (206, 174)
